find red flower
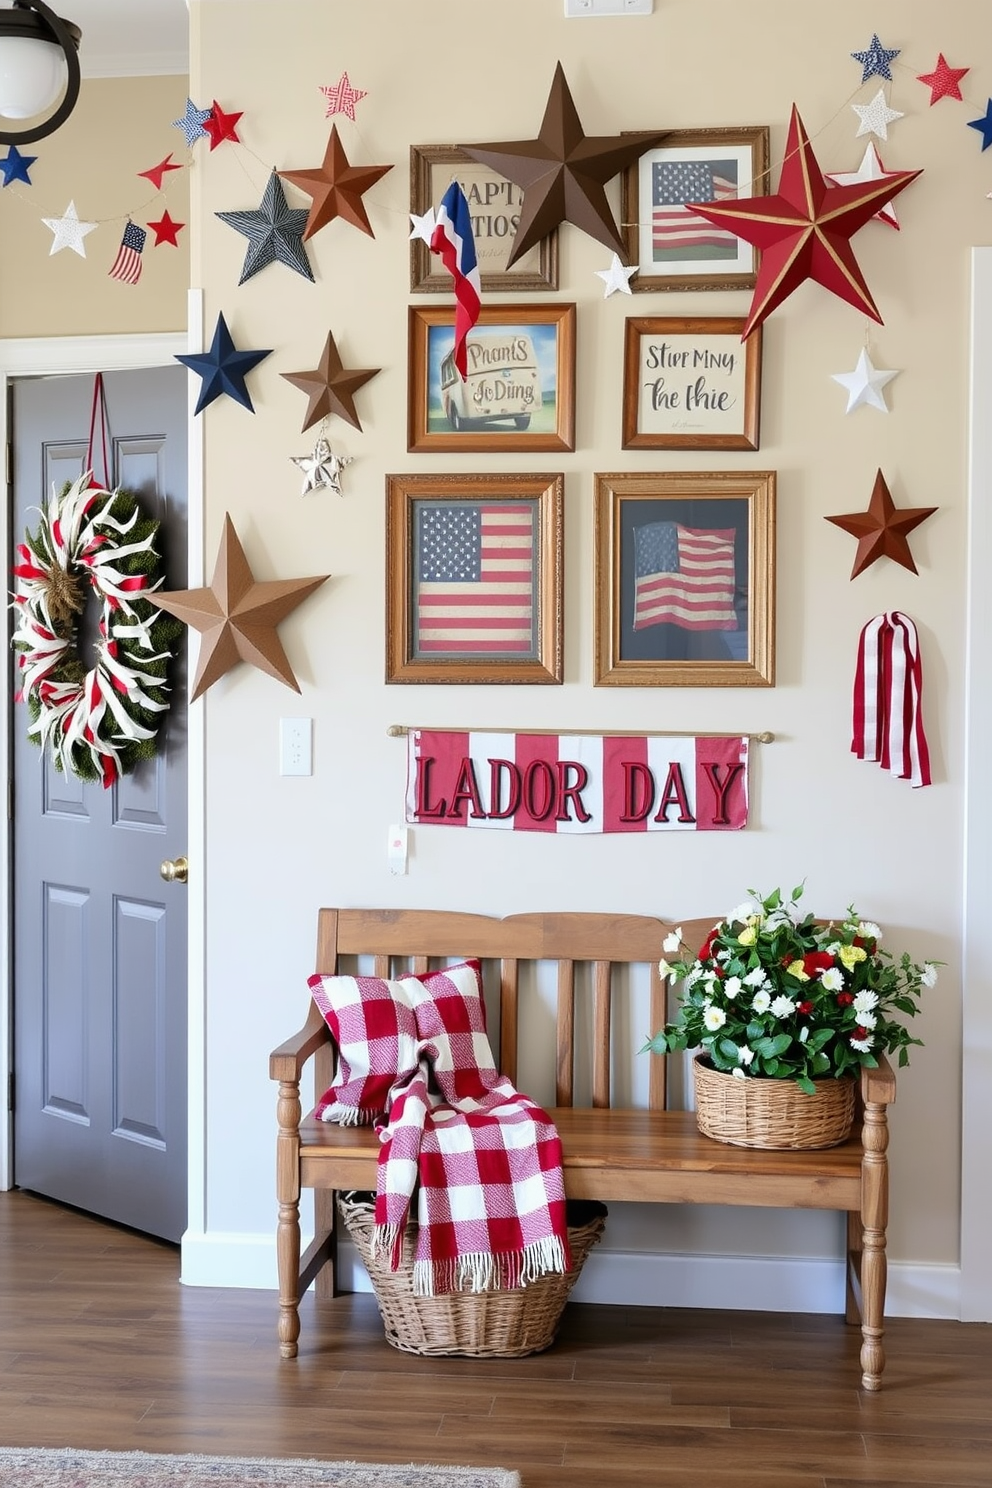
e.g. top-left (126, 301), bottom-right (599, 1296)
top-left (802, 951), bottom-right (834, 977)
top-left (699, 929), bottom-right (720, 963)
top-left (797, 1001), bottom-right (814, 1015)
top-left (836, 992), bottom-right (854, 1006)
top-left (854, 1026), bottom-right (870, 1040)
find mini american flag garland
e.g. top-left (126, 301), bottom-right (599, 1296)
top-left (108, 220), bottom-right (147, 284)
top-left (852, 611), bottom-right (932, 788)
top-left (10, 474), bottom-right (180, 787)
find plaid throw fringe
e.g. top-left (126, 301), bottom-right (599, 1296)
top-left (308, 961), bottom-right (570, 1297)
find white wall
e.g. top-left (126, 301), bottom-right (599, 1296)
top-left (180, 0), bottom-right (985, 1311)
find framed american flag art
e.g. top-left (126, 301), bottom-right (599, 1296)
top-left (620, 126), bottom-right (769, 293)
top-left (594, 469), bottom-right (776, 688)
top-left (386, 472), bottom-right (564, 684)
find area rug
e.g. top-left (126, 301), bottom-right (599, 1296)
top-left (0, 1448), bottom-right (521, 1488)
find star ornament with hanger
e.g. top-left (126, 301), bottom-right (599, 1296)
top-left (281, 330), bottom-right (379, 432)
top-left (459, 61), bottom-right (666, 267)
top-left (291, 436), bottom-right (353, 496)
top-left (155, 515), bottom-right (330, 700)
top-left (686, 105), bottom-right (921, 339)
top-left (216, 171), bottom-right (314, 284)
top-left (278, 126), bottom-right (392, 241)
top-left (826, 469), bottom-right (937, 578)
top-left (831, 347), bottom-right (899, 413)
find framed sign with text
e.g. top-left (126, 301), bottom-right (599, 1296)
top-left (622, 317), bottom-right (761, 451)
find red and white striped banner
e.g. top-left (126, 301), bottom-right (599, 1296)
top-left (406, 730), bottom-right (749, 833)
top-left (852, 612), bottom-right (932, 788)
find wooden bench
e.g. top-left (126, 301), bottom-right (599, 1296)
top-left (269, 908), bottom-right (897, 1390)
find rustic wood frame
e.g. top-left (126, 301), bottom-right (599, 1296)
top-left (622, 316), bottom-right (762, 451)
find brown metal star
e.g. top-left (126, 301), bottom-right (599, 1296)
top-left (459, 61), bottom-right (667, 267)
top-left (278, 125), bottom-right (392, 240)
top-left (155, 515), bottom-right (330, 699)
top-left (826, 469), bottom-right (937, 578)
top-left (280, 330), bottom-right (379, 433)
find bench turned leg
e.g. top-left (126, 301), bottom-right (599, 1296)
top-left (276, 1078), bottom-right (303, 1359)
top-left (859, 1096), bottom-right (890, 1390)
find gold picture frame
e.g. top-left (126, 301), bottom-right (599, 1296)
top-left (410, 144), bottom-right (559, 293)
top-left (594, 469), bottom-right (776, 687)
top-left (621, 126), bottom-right (770, 292)
top-left (386, 471), bottom-right (564, 685)
top-left (622, 316), bottom-right (762, 450)
top-left (407, 303), bottom-right (576, 454)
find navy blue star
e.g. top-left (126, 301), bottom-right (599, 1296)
top-left (175, 312), bottom-right (272, 415)
top-left (172, 97), bottom-right (212, 148)
top-left (967, 99), bottom-right (992, 151)
top-left (1, 145), bottom-right (38, 187)
top-left (851, 34), bottom-right (900, 84)
top-left (216, 171), bottom-right (314, 284)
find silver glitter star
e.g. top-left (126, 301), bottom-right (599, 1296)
top-left (291, 437), bottom-right (353, 495)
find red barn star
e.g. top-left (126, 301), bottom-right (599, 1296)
top-left (826, 470), bottom-right (937, 579)
top-left (279, 126), bottom-right (392, 240)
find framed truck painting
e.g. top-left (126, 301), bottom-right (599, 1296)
top-left (621, 126), bottom-right (769, 292)
top-left (622, 316), bottom-right (761, 450)
top-left (407, 303), bottom-right (575, 454)
top-left (410, 144), bottom-right (559, 293)
top-left (386, 471), bottom-right (564, 684)
top-left (594, 469), bottom-right (776, 687)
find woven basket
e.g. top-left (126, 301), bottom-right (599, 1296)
top-left (337, 1192), bottom-right (607, 1357)
top-left (693, 1056), bottom-right (857, 1150)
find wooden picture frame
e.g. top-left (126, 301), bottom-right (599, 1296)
top-left (386, 471), bottom-right (564, 685)
top-left (410, 144), bottom-right (559, 293)
top-left (622, 316), bottom-right (761, 450)
top-left (594, 470), bottom-right (776, 688)
top-left (407, 303), bottom-right (575, 454)
top-left (621, 126), bottom-right (769, 292)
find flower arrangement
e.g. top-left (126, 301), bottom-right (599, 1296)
top-left (645, 886), bottom-right (938, 1093)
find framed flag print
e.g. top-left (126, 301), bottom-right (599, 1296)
top-left (594, 469), bottom-right (776, 687)
top-left (621, 126), bottom-right (769, 293)
top-left (386, 472), bottom-right (564, 684)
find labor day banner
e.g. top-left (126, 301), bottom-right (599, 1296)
top-left (405, 730), bottom-right (749, 833)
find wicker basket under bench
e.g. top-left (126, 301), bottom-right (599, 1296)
top-left (269, 908), bottom-right (898, 1390)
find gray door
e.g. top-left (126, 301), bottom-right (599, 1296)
top-left (11, 366), bottom-right (189, 1243)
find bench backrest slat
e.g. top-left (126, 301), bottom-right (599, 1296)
top-left (593, 961), bottom-right (611, 1109)
top-left (556, 961), bottom-right (575, 1107)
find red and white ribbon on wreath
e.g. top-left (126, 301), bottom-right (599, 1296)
top-left (852, 611), bottom-right (932, 788)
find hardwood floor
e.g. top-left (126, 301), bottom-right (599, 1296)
top-left (1, 1191), bottom-right (989, 1487)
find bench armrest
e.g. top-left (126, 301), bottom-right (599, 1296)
top-left (269, 1004), bottom-right (331, 1082)
top-left (860, 1052), bottom-right (896, 1107)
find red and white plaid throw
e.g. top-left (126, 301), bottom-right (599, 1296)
top-left (308, 959), bottom-right (570, 1297)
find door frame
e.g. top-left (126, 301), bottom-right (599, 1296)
top-left (1, 313), bottom-right (205, 1249)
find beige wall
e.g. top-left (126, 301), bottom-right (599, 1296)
top-left (180, 0), bottom-right (983, 1292)
top-left (0, 74), bottom-right (189, 338)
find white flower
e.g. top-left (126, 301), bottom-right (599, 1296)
top-left (751, 988), bottom-right (772, 1014)
top-left (731, 1066), bottom-right (747, 1080)
top-left (716, 948), bottom-right (732, 963)
top-left (766, 902), bottom-right (801, 930)
top-left (799, 1025), bottom-right (809, 1043)
top-left (662, 928), bottom-right (683, 954)
top-left (703, 1005), bottom-right (727, 1032)
top-left (685, 965), bottom-right (704, 988)
top-left (825, 941), bottom-right (841, 956)
top-left (858, 921), bottom-right (882, 940)
top-left (857, 1012), bottom-right (877, 1030)
top-left (743, 967), bottom-right (768, 988)
top-left (725, 976), bottom-right (743, 998)
top-left (770, 995), bottom-right (797, 1018)
top-left (922, 962), bottom-right (938, 988)
top-left (850, 1035), bottom-right (874, 1053)
top-left (853, 989), bottom-right (879, 1014)
top-left (727, 899), bottom-right (761, 925)
top-left (738, 1045), bottom-right (755, 1066)
top-left (819, 967), bottom-right (844, 991)
top-left (658, 958), bottom-right (673, 979)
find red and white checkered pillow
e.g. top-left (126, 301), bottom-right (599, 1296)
top-left (308, 960), bottom-right (487, 1123)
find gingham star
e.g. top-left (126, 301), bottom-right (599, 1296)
top-left (851, 33), bottom-right (900, 84)
top-left (916, 53), bottom-right (970, 105)
top-left (172, 97), bottom-right (212, 147)
top-left (320, 71), bottom-right (368, 122)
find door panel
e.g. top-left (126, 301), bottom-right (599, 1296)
top-left (12, 366), bottom-right (188, 1242)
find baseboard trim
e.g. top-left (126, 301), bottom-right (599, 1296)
top-left (180, 1231), bottom-right (962, 1319)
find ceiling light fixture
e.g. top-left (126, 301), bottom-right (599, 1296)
top-left (0, 0), bottom-right (80, 145)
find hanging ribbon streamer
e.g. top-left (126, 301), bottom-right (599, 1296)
top-left (86, 372), bottom-right (111, 490)
top-left (852, 612), bottom-right (932, 788)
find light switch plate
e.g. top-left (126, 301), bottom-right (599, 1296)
top-left (279, 717), bottom-right (312, 776)
top-left (565, 0), bottom-right (652, 15)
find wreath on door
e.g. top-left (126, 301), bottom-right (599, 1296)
top-left (11, 472), bottom-right (181, 788)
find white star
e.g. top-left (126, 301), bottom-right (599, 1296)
top-left (595, 252), bottom-right (637, 298)
top-left (409, 208), bottom-right (436, 244)
top-left (826, 142), bottom-right (905, 229)
top-left (291, 437), bottom-right (353, 495)
top-left (831, 348), bottom-right (899, 414)
top-left (42, 199), bottom-right (97, 257)
top-left (852, 89), bottom-right (905, 141)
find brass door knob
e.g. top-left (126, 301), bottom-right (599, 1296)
top-left (160, 856), bottom-right (189, 884)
